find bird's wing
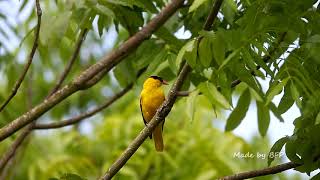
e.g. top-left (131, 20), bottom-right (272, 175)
top-left (140, 97), bottom-right (148, 126)
top-left (140, 97), bottom-right (152, 139)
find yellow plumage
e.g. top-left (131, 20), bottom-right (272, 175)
top-left (140, 76), bottom-right (167, 152)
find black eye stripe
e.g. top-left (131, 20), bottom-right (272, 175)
top-left (150, 75), bottom-right (163, 82)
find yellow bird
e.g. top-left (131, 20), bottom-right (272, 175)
top-left (140, 76), bottom-right (168, 152)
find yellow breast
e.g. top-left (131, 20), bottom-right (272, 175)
top-left (140, 87), bottom-right (165, 122)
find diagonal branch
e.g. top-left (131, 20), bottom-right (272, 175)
top-left (47, 29), bottom-right (88, 98)
top-left (34, 66), bottom-right (147, 129)
top-left (0, 123), bottom-right (34, 174)
top-left (0, 66), bottom-right (145, 174)
top-left (203, 0), bottom-right (223, 30)
top-left (101, 63), bottom-right (191, 180)
top-left (0, 0), bottom-right (185, 141)
top-left (0, 0), bottom-right (42, 113)
top-left (100, 0), bottom-right (224, 179)
top-left (0, 4), bottom-right (87, 174)
top-left (217, 162), bottom-right (301, 180)
top-left (0, 50), bottom-right (36, 176)
top-left (34, 84), bottom-right (132, 129)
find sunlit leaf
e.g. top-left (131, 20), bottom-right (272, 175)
top-left (189, 0), bottom-right (208, 13)
top-left (198, 81), bottom-right (231, 110)
top-left (266, 78), bottom-right (289, 105)
top-left (257, 101), bottom-right (270, 136)
top-left (225, 88), bottom-right (251, 131)
top-left (268, 136), bottom-right (289, 166)
top-left (187, 90), bottom-right (199, 122)
top-left (199, 37), bottom-right (212, 67)
top-left (278, 82), bottom-right (295, 114)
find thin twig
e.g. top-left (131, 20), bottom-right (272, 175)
top-left (100, 1), bottom-right (224, 179)
top-left (0, 158), bottom-right (13, 180)
top-left (203, 0), bottom-right (223, 30)
top-left (0, 1), bottom-right (41, 175)
top-left (77, 0), bottom-right (186, 89)
top-left (47, 29), bottom-right (88, 98)
top-left (0, 2), bottom-right (87, 175)
top-left (176, 91), bottom-right (190, 96)
top-left (0, 73), bottom-right (35, 176)
top-left (0, 0), bottom-right (42, 113)
top-left (0, 124), bottom-right (34, 175)
top-left (217, 162), bottom-right (301, 180)
top-left (0, 28), bottom-right (88, 177)
top-left (34, 84), bottom-right (132, 129)
top-left (0, 0), bottom-right (185, 141)
top-left (35, 66), bottom-right (147, 129)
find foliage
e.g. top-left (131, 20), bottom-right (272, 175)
top-left (0, 0), bottom-right (320, 179)
top-left (1, 93), bottom-right (300, 179)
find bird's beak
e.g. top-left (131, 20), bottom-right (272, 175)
top-left (162, 80), bottom-right (169, 85)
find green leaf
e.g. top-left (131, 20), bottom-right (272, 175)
top-left (249, 87), bottom-right (263, 101)
top-left (187, 90), bottom-right (199, 122)
top-left (222, 0), bottom-right (238, 24)
top-left (185, 40), bottom-right (198, 69)
top-left (155, 27), bottom-right (183, 52)
top-left (278, 82), bottom-right (295, 114)
top-left (167, 53), bottom-right (178, 74)
top-left (198, 82), bottom-right (231, 109)
top-left (40, 11), bottom-right (72, 45)
top-left (269, 102), bottom-right (284, 122)
top-left (285, 139), bottom-right (302, 163)
top-left (189, 0), bottom-right (208, 13)
top-left (266, 78), bottom-right (289, 105)
top-left (94, 4), bottom-right (115, 18)
top-left (254, 52), bottom-right (274, 77)
top-left (218, 48), bottom-right (241, 72)
top-left (177, 39), bottom-right (197, 69)
top-left (97, 15), bottom-right (109, 37)
top-left (257, 101), bottom-right (270, 136)
top-left (114, 60), bottom-right (135, 87)
top-left (268, 136), bottom-right (289, 166)
top-left (199, 38), bottom-right (212, 67)
top-left (136, 0), bottom-right (158, 13)
top-left (146, 49), bottom-right (167, 74)
top-left (290, 83), bottom-right (301, 108)
top-left (210, 33), bottom-right (226, 65)
top-left (225, 88), bottom-right (251, 131)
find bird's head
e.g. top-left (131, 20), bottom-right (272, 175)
top-left (143, 76), bottom-right (168, 89)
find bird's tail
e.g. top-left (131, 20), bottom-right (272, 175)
top-left (153, 124), bottom-right (164, 152)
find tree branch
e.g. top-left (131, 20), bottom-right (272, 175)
top-left (0, 17), bottom-right (87, 177)
top-left (47, 28), bottom-right (88, 98)
top-left (35, 66), bottom-right (147, 129)
top-left (0, 70), bottom-right (35, 176)
top-left (176, 91), bottom-right (191, 96)
top-left (100, 0), bottom-right (224, 179)
top-left (0, 124), bottom-right (34, 174)
top-left (0, 1), bottom-right (42, 174)
top-left (0, 0), bottom-right (42, 113)
top-left (34, 84), bottom-right (132, 129)
top-left (203, 0), bottom-right (223, 30)
top-left (217, 162), bottom-right (301, 180)
top-left (0, 0), bottom-right (184, 141)
top-left (101, 63), bottom-right (192, 180)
